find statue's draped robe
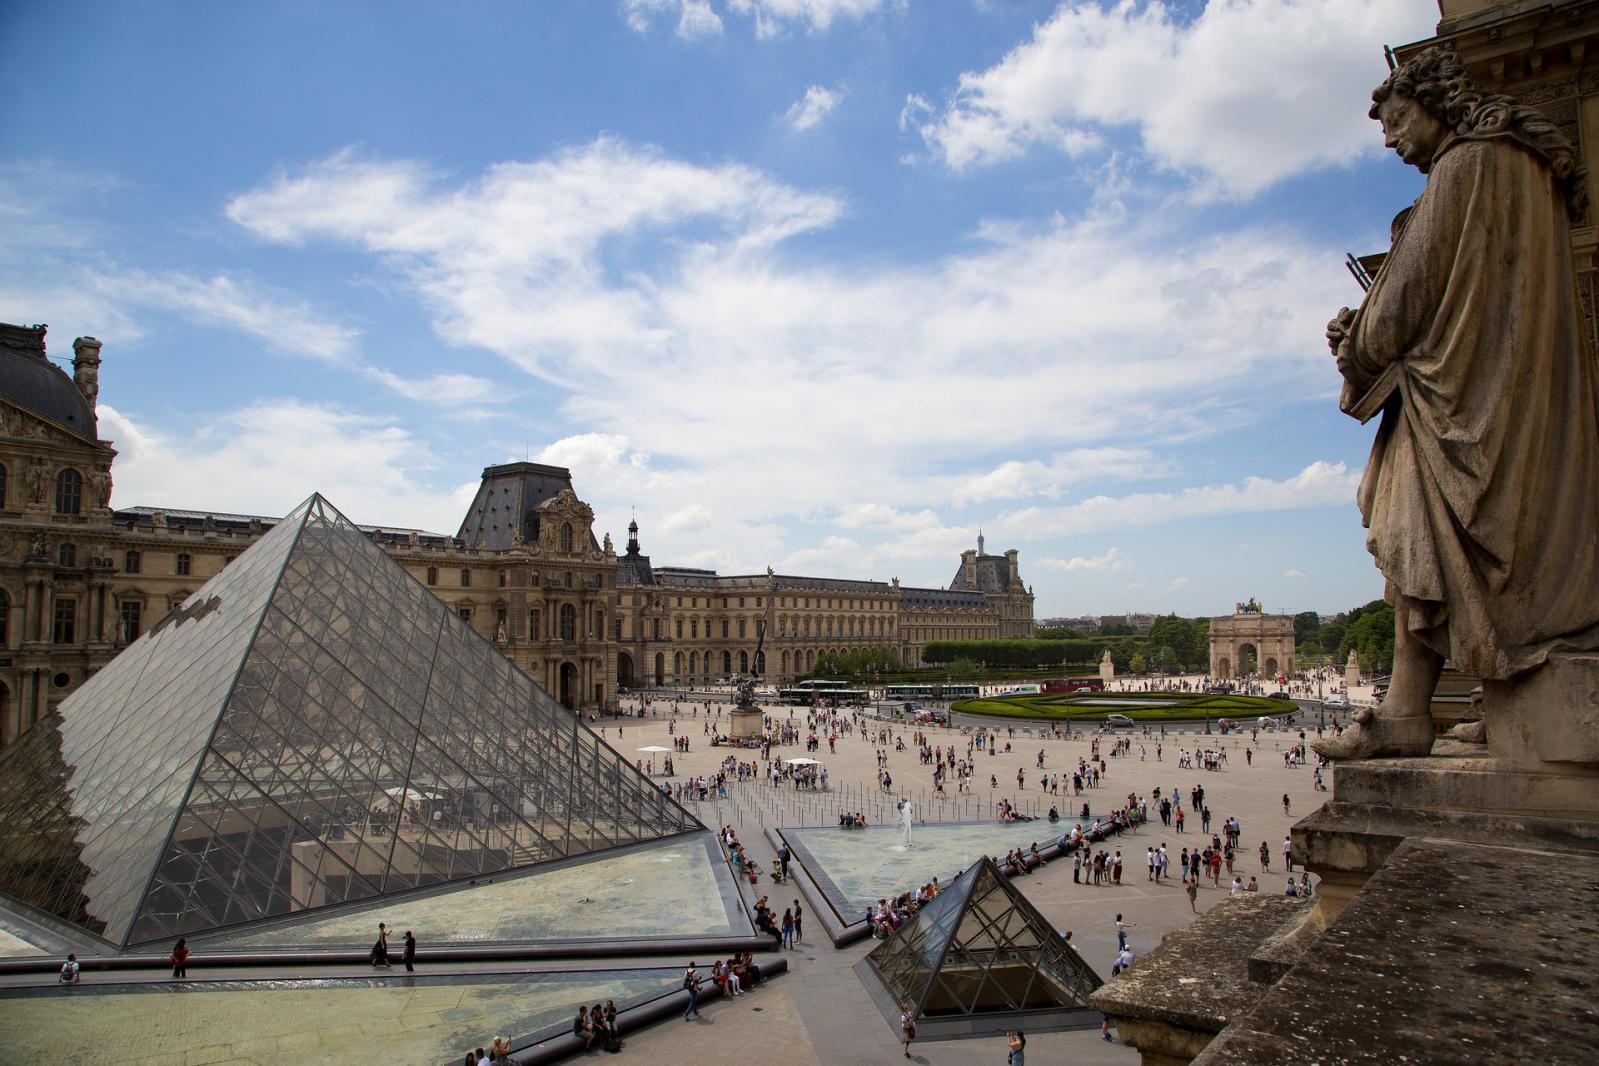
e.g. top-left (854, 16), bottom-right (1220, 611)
top-left (1342, 134), bottom-right (1599, 679)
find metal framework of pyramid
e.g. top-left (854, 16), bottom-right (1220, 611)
top-left (865, 856), bottom-right (1102, 1031)
top-left (0, 494), bottom-right (701, 948)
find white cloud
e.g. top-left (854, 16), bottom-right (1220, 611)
top-left (97, 401), bottom-right (474, 534)
top-left (949, 447), bottom-right (1160, 505)
top-left (222, 139), bottom-right (1360, 579)
top-left (1168, 576), bottom-right (1191, 590)
top-left (729, 0), bottom-right (894, 38)
top-left (624, 0), bottom-right (724, 38)
top-left (87, 269), bottom-right (359, 362)
top-left (1284, 568), bottom-right (1307, 578)
top-left (624, 0), bottom-right (888, 38)
top-left (913, 0), bottom-right (1438, 195)
top-left (785, 84), bottom-right (844, 130)
top-left (362, 368), bottom-right (499, 406)
top-left (661, 503), bottom-right (716, 533)
top-left (993, 461), bottom-right (1362, 540)
top-left (1039, 546), bottom-right (1129, 572)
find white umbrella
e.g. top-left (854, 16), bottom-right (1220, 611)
top-left (381, 786), bottom-right (439, 805)
top-left (637, 745), bottom-right (672, 753)
top-left (785, 757), bottom-right (819, 765)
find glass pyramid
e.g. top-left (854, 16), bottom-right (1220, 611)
top-left (0, 494), bottom-right (701, 948)
top-left (867, 856), bottom-right (1102, 1020)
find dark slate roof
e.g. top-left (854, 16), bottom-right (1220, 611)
top-left (900, 587), bottom-right (993, 610)
top-left (0, 322), bottom-right (97, 438)
top-left (617, 548), bottom-right (656, 586)
top-left (951, 554), bottom-right (1012, 593)
top-left (114, 506), bottom-right (453, 546)
top-left (456, 462), bottom-right (599, 552)
top-left (771, 575), bottom-right (890, 593)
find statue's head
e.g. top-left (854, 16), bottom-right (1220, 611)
top-left (1370, 47), bottom-right (1586, 217)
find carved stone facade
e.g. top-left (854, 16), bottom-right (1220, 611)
top-left (0, 324), bottom-right (1037, 744)
top-left (1208, 605), bottom-right (1296, 681)
top-left (613, 527), bottom-right (1033, 687)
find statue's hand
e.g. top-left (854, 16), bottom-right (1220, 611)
top-left (1325, 307), bottom-right (1356, 354)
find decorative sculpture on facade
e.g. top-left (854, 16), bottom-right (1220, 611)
top-left (1315, 49), bottom-right (1599, 760)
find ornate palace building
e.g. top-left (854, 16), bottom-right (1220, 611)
top-left (0, 323), bottom-right (1034, 745)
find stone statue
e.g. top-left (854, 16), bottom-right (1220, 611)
top-left (1316, 49), bottom-right (1599, 761)
top-left (603, 532), bottom-right (613, 553)
top-left (27, 459), bottom-right (46, 504)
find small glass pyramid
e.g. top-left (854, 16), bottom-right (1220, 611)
top-left (0, 494), bottom-right (701, 948)
top-left (867, 855), bottom-right (1102, 1020)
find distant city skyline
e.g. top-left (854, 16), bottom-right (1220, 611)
top-left (0, 1), bottom-right (1440, 617)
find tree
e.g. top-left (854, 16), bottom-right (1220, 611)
top-left (1146, 614), bottom-right (1198, 668)
top-left (1293, 610), bottom-right (1322, 650)
top-left (1155, 646), bottom-right (1180, 673)
top-left (1129, 652), bottom-right (1148, 674)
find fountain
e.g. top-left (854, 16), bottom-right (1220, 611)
top-left (898, 799), bottom-right (914, 850)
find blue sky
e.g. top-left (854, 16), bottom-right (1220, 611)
top-left (1, 0), bottom-right (1441, 617)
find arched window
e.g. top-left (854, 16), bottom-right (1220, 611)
top-left (738, 618), bottom-right (747, 639)
top-left (55, 468), bottom-right (82, 515)
top-left (689, 651), bottom-right (699, 675)
top-left (721, 619), bottom-right (729, 639)
top-left (124, 551), bottom-right (141, 574)
top-left (675, 617), bottom-right (684, 639)
top-left (459, 568), bottom-right (471, 587)
top-left (560, 523), bottom-right (574, 552)
top-left (739, 650), bottom-right (749, 673)
top-left (722, 650), bottom-right (733, 675)
top-left (426, 566), bottom-right (437, 586)
top-left (559, 603), bottom-right (577, 642)
top-left (175, 553), bottom-right (192, 576)
top-left (674, 652), bottom-right (684, 675)
top-left (58, 544), bottom-right (75, 567)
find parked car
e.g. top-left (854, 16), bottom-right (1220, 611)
top-left (1105, 713), bottom-right (1135, 728)
top-left (1324, 694), bottom-right (1352, 710)
top-left (1268, 690), bottom-right (1291, 700)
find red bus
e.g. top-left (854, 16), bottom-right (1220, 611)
top-left (1041, 676), bottom-right (1105, 694)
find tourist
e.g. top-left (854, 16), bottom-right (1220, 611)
top-left (1112, 946), bottom-right (1134, 975)
top-left (792, 899), bottom-right (804, 945)
top-left (490, 1035), bottom-right (513, 1061)
top-left (1283, 835), bottom-right (1294, 872)
top-left (1187, 878), bottom-right (1199, 913)
top-left (900, 1001), bottom-right (916, 1058)
top-left (1007, 1029), bottom-right (1027, 1065)
top-left (573, 1005), bottom-right (595, 1050)
top-left (782, 906), bottom-right (795, 949)
top-left (1115, 914), bottom-right (1134, 951)
top-left (1230, 876), bottom-right (1244, 895)
top-left (169, 937), bottom-right (189, 979)
top-left (683, 961), bottom-right (702, 1019)
top-left (59, 953), bottom-right (80, 986)
top-left (1246, 876), bottom-right (1259, 893)
top-left (1259, 841), bottom-right (1271, 872)
top-left (1285, 878), bottom-right (1299, 897)
top-left (371, 921), bottom-right (390, 967)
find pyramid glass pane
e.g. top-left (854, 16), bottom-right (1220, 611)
top-left (0, 493), bottom-right (701, 948)
top-left (867, 857), bottom-right (1102, 1022)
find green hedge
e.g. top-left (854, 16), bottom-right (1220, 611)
top-left (951, 691), bottom-right (1297, 722)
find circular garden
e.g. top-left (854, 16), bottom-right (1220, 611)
top-left (951, 690), bottom-right (1298, 723)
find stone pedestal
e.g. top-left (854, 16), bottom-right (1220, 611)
top-left (1088, 896), bottom-right (1314, 1066)
top-left (729, 707), bottom-right (764, 739)
top-left (1191, 838), bottom-right (1599, 1065)
top-left (1486, 651), bottom-right (1599, 766)
top-left (1295, 746), bottom-right (1599, 918)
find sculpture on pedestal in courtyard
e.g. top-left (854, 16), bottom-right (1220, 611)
top-left (1316, 48), bottom-right (1599, 760)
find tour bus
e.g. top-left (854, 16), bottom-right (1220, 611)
top-left (778, 681), bottom-right (868, 705)
top-left (883, 683), bottom-right (981, 700)
top-left (1041, 676), bottom-right (1106, 694)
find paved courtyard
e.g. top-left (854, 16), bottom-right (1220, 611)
top-left (0, 689), bottom-right (1334, 1065)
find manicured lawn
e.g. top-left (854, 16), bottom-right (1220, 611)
top-left (952, 691), bottom-right (1297, 722)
